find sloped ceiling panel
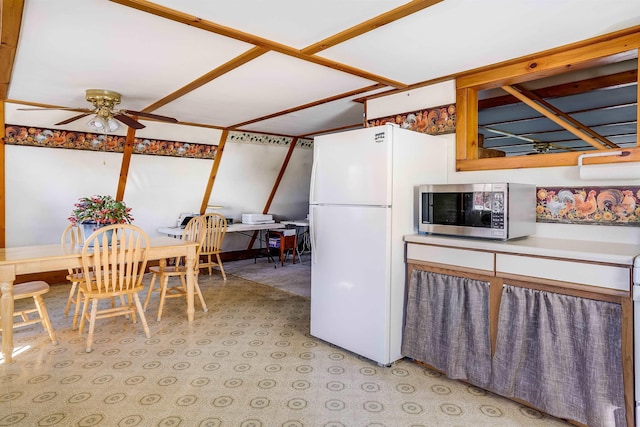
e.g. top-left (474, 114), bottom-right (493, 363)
top-left (318, 0), bottom-right (640, 84)
top-left (153, 51), bottom-right (375, 129)
top-left (9, 0), bottom-right (253, 111)
top-left (149, 0), bottom-right (411, 48)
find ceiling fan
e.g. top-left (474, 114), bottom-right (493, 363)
top-left (480, 126), bottom-right (576, 155)
top-left (527, 142), bottom-right (577, 154)
top-left (18, 89), bottom-right (178, 131)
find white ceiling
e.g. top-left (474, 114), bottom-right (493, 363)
top-left (6, 0), bottom-right (640, 138)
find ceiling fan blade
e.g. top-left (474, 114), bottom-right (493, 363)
top-left (113, 113), bottom-right (146, 129)
top-left (18, 107), bottom-right (93, 112)
top-left (123, 109), bottom-right (178, 123)
top-left (55, 113), bottom-right (93, 125)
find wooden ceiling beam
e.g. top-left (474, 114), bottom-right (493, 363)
top-left (301, 0), bottom-right (443, 54)
top-left (513, 84), bottom-right (619, 149)
top-left (110, 0), bottom-right (407, 89)
top-left (479, 70), bottom-right (638, 109)
top-left (142, 46), bottom-right (268, 113)
top-left (0, 0), bottom-right (24, 100)
top-left (200, 130), bottom-right (228, 215)
top-left (458, 26), bottom-right (640, 90)
top-left (230, 83), bottom-right (384, 129)
top-left (501, 85), bottom-right (608, 150)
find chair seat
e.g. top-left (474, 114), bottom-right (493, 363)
top-left (3, 280), bottom-right (58, 346)
top-left (14, 280), bottom-right (50, 298)
top-left (66, 270), bottom-right (94, 282)
top-left (79, 282), bottom-right (145, 298)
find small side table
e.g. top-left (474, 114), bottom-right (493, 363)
top-left (268, 231), bottom-right (297, 266)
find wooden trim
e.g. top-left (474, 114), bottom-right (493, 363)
top-left (455, 26), bottom-right (640, 171)
top-left (116, 126), bottom-right (137, 201)
top-left (478, 70), bottom-right (638, 110)
top-left (199, 130), bottom-right (228, 215)
top-left (457, 28), bottom-right (640, 90)
top-left (501, 85), bottom-right (609, 150)
top-left (513, 84), bottom-right (618, 149)
top-left (110, 0), bottom-right (407, 89)
top-left (246, 138), bottom-right (298, 251)
top-left (0, 0), bottom-right (24, 99)
top-left (406, 259), bottom-right (494, 278)
top-left (457, 146), bottom-right (640, 172)
top-left (498, 274), bottom-right (629, 300)
top-left (231, 84), bottom-right (384, 129)
top-left (143, 47), bottom-right (268, 113)
top-left (264, 138), bottom-right (298, 214)
top-left (301, 0), bottom-right (443, 55)
top-left (456, 87), bottom-right (477, 161)
top-left (488, 274), bottom-right (501, 356)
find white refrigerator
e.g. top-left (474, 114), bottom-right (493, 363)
top-left (309, 123), bottom-right (449, 366)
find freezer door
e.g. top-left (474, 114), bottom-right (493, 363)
top-left (311, 126), bottom-right (392, 206)
top-left (310, 204), bottom-right (394, 365)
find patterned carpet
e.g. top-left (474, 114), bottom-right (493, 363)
top-left (0, 264), bottom-right (573, 426)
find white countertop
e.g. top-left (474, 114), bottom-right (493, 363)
top-left (404, 233), bottom-right (640, 266)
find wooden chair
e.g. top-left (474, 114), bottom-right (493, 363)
top-left (143, 216), bottom-right (208, 321)
top-left (76, 224), bottom-right (151, 352)
top-left (0, 281), bottom-right (58, 346)
top-left (61, 224), bottom-right (85, 328)
top-left (198, 213), bottom-right (228, 280)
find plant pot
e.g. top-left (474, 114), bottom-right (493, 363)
top-left (80, 222), bottom-right (113, 247)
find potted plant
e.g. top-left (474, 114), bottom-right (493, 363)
top-left (69, 195), bottom-right (134, 241)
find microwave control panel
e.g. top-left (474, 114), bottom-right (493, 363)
top-left (491, 192), bottom-right (505, 230)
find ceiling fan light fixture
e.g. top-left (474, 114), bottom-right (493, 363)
top-left (106, 117), bottom-right (120, 132)
top-left (86, 115), bottom-right (120, 133)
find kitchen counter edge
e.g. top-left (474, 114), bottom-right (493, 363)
top-left (404, 234), bottom-right (640, 266)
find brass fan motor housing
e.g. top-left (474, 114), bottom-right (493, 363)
top-left (86, 89), bottom-right (121, 118)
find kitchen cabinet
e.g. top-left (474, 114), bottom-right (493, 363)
top-left (404, 235), bottom-right (636, 427)
top-left (402, 268), bottom-right (493, 388)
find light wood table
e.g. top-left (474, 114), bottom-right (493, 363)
top-left (0, 237), bottom-right (198, 363)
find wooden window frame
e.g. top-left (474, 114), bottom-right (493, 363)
top-left (455, 26), bottom-right (640, 172)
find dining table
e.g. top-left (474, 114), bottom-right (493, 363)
top-left (0, 236), bottom-right (198, 363)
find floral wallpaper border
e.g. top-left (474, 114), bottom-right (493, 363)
top-left (536, 186), bottom-right (640, 226)
top-left (366, 103), bottom-right (456, 135)
top-left (4, 124), bottom-right (218, 159)
top-left (227, 131), bottom-right (313, 149)
top-left (3, 125), bottom-right (314, 159)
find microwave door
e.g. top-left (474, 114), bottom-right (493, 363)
top-left (426, 192), bottom-right (493, 227)
top-left (425, 192), bottom-right (462, 226)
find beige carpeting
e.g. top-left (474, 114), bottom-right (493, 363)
top-left (0, 259), bottom-right (573, 426)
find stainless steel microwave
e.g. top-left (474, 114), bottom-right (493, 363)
top-left (418, 183), bottom-right (536, 240)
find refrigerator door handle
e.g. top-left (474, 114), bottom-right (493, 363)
top-left (633, 284), bottom-right (640, 301)
top-left (310, 207), bottom-right (317, 264)
top-left (309, 149), bottom-right (319, 204)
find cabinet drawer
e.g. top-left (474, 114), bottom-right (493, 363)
top-left (407, 243), bottom-right (494, 272)
top-left (495, 254), bottom-right (631, 291)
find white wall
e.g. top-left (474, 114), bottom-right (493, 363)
top-left (367, 82), bottom-right (640, 245)
top-left (4, 103), bottom-right (312, 248)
